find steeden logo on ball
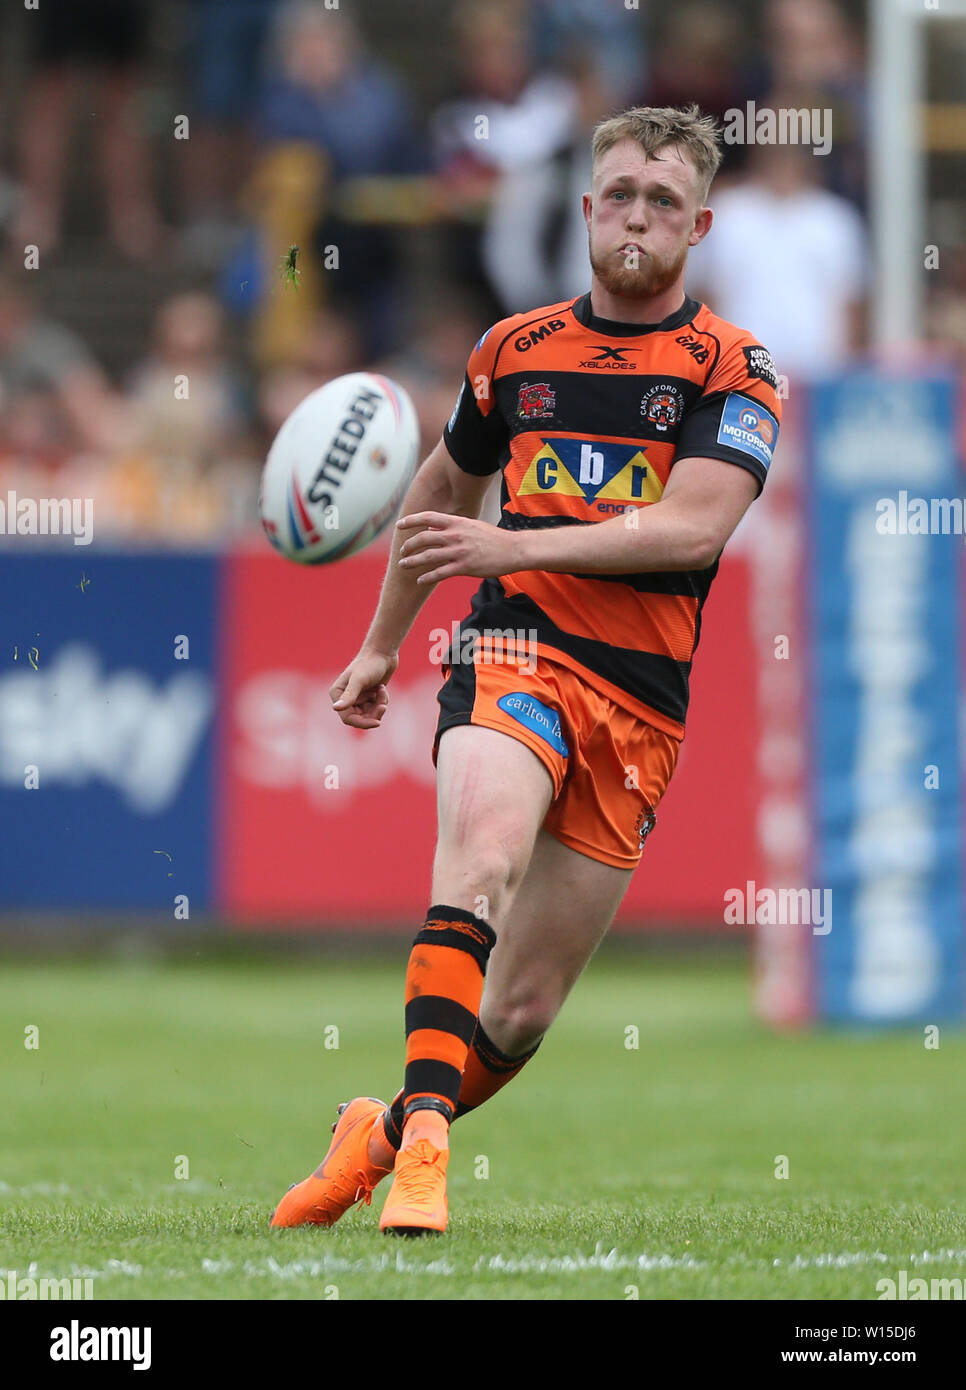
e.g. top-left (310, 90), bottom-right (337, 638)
top-left (259, 372), bottom-right (419, 565)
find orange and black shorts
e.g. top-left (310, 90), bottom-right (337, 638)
top-left (432, 648), bottom-right (681, 870)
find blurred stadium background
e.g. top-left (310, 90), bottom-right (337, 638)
top-left (1, 0), bottom-right (965, 1302)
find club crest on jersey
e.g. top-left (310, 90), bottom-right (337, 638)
top-left (517, 382), bottom-right (556, 420)
top-left (640, 384), bottom-right (683, 432)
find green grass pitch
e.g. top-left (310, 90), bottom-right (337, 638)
top-left (2, 950), bottom-right (965, 1300)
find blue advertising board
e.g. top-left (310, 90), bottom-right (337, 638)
top-left (809, 371), bottom-right (964, 1020)
top-left (0, 554), bottom-right (217, 912)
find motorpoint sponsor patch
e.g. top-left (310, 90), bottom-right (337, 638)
top-left (716, 393), bottom-right (778, 470)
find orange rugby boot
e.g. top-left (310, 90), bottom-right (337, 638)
top-left (271, 1096), bottom-right (394, 1228)
top-left (379, 1111), bottom-right (450, 1236)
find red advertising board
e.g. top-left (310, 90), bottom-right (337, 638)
top-left (217, 540), bottom-right (762, 928)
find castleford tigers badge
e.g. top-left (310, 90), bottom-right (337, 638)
top-left (640, 383), bottom-right (684, 432)
top-left (517, 382), bottom-right (556, 420)
top-left (634, 806), bottom-right (657, 848)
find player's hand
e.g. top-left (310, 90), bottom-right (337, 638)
top-left (396, 512), bottom-right (522, 584)
top-left (330, 649), bottom-right (398, 729)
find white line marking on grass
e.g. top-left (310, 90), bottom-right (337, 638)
top-left (475, 1250), bottom-right (705, 1274)
top-left (0, 1181), bottom-right (71, 1196)
top-left (197, 1246), bottom-right (704, 1280)
top-left (0, 1259), bottom-right (149, 1287)
top-left (28, 1247), bottom-right (966, 1288)
top-left (64, 1248), bottom-right (966, 1285)
top-left (773, 1249), bottom-right (966, 1271)
top-left (69, 1260), bottom-right (144, 1278)
top-left (157, 1179), bottom-right (224, 1193)
top-left (201, 1254), bottom-right (458, 1278)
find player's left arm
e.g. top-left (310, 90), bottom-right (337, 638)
top-left (397, 458), bottom-right (757, 580)
top-left (398, 331), bottom-right (781, 582)
top-left (524, 456), bottom-right (761, 572)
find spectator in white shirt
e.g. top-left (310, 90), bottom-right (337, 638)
top-left (688, 142), bottom-right (868, 380)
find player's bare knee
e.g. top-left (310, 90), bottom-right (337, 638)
top-left (483, 993), bottom-right (557, 1056)
top-left (434, 835), bottom-right (529, 922)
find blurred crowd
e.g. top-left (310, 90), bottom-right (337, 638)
top-left (0, 0), bottom-right (957, 545)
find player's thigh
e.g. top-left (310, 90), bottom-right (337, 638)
top-left (432, 724), bottom-right (555, 913)
top-left (482, 827), bottom-right (633, 1018)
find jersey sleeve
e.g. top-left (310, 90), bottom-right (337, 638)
top-left (442, 325), bottom-right (509, 476)
top-left (673, 333), bottom-right (783, 492)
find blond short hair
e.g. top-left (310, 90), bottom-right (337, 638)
top-left (591, 104), bottom-right (722, 203)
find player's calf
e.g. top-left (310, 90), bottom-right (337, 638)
top-left (380, 903), bottom-right (497, 1235)
top-left (478, 992), bottom-right (558, 1059)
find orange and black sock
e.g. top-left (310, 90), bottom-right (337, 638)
top-left (383, 1018), bottom-right (541, 1149)
top-left (400, 904), bottom-right (496, 1127)
top-left (453, 1021), bottom-right (541, 1118)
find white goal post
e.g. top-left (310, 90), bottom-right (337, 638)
top-left (871, 0), bottom-right (966, 347)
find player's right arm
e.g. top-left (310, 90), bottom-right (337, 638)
top-left (330, 436), bottom-right (496, 728)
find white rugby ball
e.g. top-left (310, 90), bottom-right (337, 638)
top-left (259, 371), bottom-right (419, 564)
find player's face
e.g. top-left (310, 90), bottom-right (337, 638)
top-left (584, 139), bottom-right (711, 300)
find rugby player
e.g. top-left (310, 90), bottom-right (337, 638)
top-left (272, 105), bottom-right (781, 1235)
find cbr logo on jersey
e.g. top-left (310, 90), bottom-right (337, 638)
top-left (517, 382), bottom-right (556, 419)
top-left (517, 438), bottom-right (664, 506)
top-left (717, 393), bottom-right (778, 468)
top-left (640, 384), bottom-right (683, 431)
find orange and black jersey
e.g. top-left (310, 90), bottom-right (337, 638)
top-left (442, 292), bottom-right (782, 738)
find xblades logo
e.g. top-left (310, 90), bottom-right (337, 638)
top-left (588, 346), bottom-right (638, 361)
top-left (579, 345), bottom-right (641, 370)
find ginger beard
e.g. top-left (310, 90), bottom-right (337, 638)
top-left (588, 228), bottom-right (690, 301)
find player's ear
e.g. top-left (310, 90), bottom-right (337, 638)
top-left (688, 206), bottom-right (713, 247)
top-left (581, 191), bottom-right (593, 230)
